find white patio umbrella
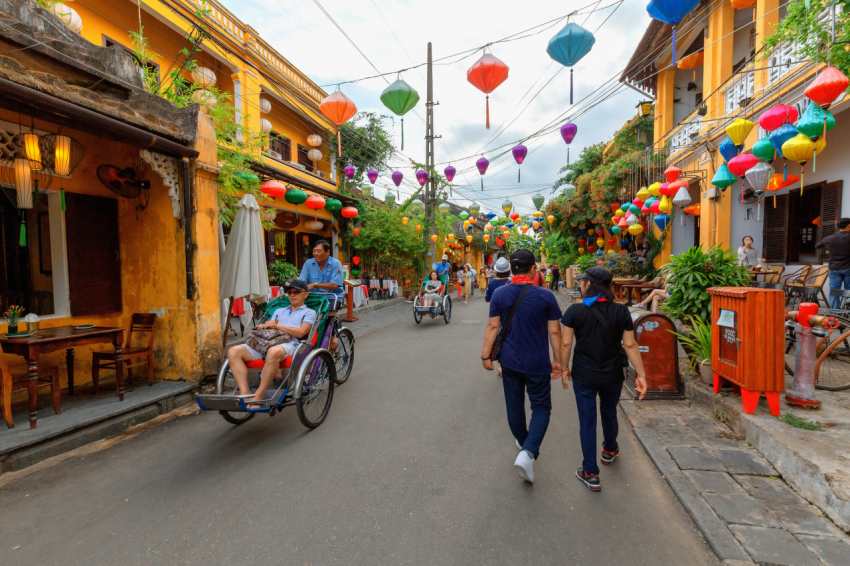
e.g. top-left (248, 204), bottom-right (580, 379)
top-left (219, 195), bottom-right (269, 346)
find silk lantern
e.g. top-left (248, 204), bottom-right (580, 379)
top-left (284, 187), bottom-right (307, 217)
top-left (683, 203), bottom-right (700, 216)
top-left (628, 223), bottom-right (644, 235)
top-left (402, 216), bottom-right (409, 225)
top-left (752, 137), bottom-right (775, 162)
top-left (360, 185), bottom-right (372, 199)
top-left (502, 200), bottom-right (513, 216)
top-left (636, 186), bottom-right (650, 202)
top-left (467, 235), bottom-right (473, 243)
top-left (344, 166), bottom-right (356, 180)
top-left (385, 192), bottom-right (396, 208)
top-left (325, 198), bottom-right (342, 212)
top-left (711, 164), bottom-right (737, 191)
top-left (392, 171), bottom-right (403, 186)
top-left (770, 123), bottom-right (799, 179)
top-left (745, 161), bottom-right (774, 213)
top-left (782, 133), bottom-right (826, 194)
top-left (380, 77), bottom-right (420, 150)
top-left (367, 170), bottom-right (378, 184)
top-left (546, 22), bottom-right (595, 104)
top-left (719, 136), bottom-right (740, 163)
top-left (467, 53), bottom-right (510, 129)
top-left (512, 145), bottom-right (527, 182)
top-left (664, 166), bottom-right (682, 182)
top-left (431, 234), bottom-right (438, 243)
top-left (415, 224), bottom-right (422, 232)
top-left (547, 214), bottom-right (555, 224)
top-left (561, 123), bottom-right (578, 164)
top-left (469, 203), bottom-right (481, 217)
top-left (444, 165), bottom-right (456, 182)
top-left (796, 101), bottom-right (835, 141)
top-left (610, 202), bottom-right (620, 213)
top-left (728, 153), bottom-right (760, 203)
top-left (304, 195), bottom-right (326, 221)
top-left (647, 182), bottom-right (661, 197)
top-left (260, 180), bottom-right (287, 199)
top-left (483, 234), bottom-right (490, 243)
top-left (510, 212), bottom-right (520, 221)
top-left (320, 90), bottom-right (357, 156)
top-left (726, 118), bottom-right (754, 148)
top-left (340, 206), bottom-right (359, 219)
top-left (659, 182), bottom-right (674, 197)
top-left (416, 169), bottom-right (428, 186)
top-left (765, 173), bottom-right (799, 208)
top-left (476, 156), bottom-right (490, 191)
top-left (460, 211), bottom-right (469, 220)
top-left (804, 66), bottom-right (849, 109)
top-left (760, 104), bottom-right (798, 132)
top-left (647, 0), bottom-right (703, 64)
top-left (672, 184), bottom-right (692, 224)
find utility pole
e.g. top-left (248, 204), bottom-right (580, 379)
top-left (425, 42), bottom-right (435, 263)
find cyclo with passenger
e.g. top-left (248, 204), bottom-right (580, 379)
top-left (412, 269), bottom-right (451, 324)
top-left (195, 279), bottom-right (355, 428)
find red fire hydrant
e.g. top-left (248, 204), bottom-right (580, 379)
top-left (785, 303), bottom-right (839, 409)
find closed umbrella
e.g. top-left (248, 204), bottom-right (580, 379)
top-left (219, 195), bottom-right (270, 346)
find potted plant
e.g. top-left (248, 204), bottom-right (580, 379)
top-left (672, 316), bottom-right (712, 380)
top-left (4, 305), bottom-right (25, 334)
top-left (267, 260), bottom-right (298, 286)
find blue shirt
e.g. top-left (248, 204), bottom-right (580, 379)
top-left (435, 261), bottom-right (450, 276)
top-left (269, 305), bottom-right (317, 343)
top-left (489, 283), bottom-right (562, 375)
top-left (485, 278), bottom-right (510, 302)
top-left (300, 256), bottom-right (344, 300)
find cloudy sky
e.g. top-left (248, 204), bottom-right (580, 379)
top-left (225, 0), bottom-right (652, 215)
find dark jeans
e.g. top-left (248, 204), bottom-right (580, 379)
top-left (829, 268), bottom-right (850, 308)
top-left (573, 379), bottom-right (623, 475)
top-left (502, 366), bottom-right (552, 459)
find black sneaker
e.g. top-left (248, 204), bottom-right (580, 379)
top-left (575, 468), bottom-right (601, 491)
top-left (601, 448), bottom-right (620, 466)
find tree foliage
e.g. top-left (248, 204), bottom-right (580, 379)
top-left (334, 112), bottom-right (396, 188)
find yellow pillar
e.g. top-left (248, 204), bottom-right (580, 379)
top-left (703, 1), bottom-right (735, 121)
top-left (241, 68), bottom-right (263, 139)
top-left (655, 68), bottom-right (676, 142)
top-left (755, 0), bottom-right (780, 93)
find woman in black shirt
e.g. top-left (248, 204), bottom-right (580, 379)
top-left (559, 267), bottom-right (647, 491)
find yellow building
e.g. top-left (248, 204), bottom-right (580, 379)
top-left (622, 0), bottom-right (847, 269)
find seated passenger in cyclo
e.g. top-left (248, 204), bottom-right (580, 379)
top-left (300, 239), bottom-right (344, 350)
top-left (422, 270), bottom-right (443, 314)
top-left (227, 279), bottom-right (315, 407)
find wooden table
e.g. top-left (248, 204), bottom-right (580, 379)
top-left (747, 268), bottom-right (768, 281)
top-left (621, 283), bottom-right (659, 306)
top-left (611, 278), bottom-right (639, 303)
top-left (1, 326), bottom-right (124, 429)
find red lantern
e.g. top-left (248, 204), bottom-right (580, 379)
top-left (608, 238), bottom-right (615, 246)
top-left (320, 90), bottom-right (358, 156)
top-left (664, 166), bottom-right (681, 182)
top-left (352, 228), bottom-right (360, 236)
top-left (340, 206), bottom-right (358, 219)
top-left (759, 104), bottom-right (798, 132)
top-left (466, 53), bottom-right (510, 129)
top-left (579, 238), bottom-right (586, 246)
top-left (260, 180), bottom-right (287, 198)
top-left (352, 256), bottom-right (360, 266)
top-left (727, 153), bottom-right (759, 177)
top-left (305, 195), bottom-right (326, 210)
top-left (509, 211), bottom-right (519, 221)
top-left (610, 202), bottom-right (620, 213)
top-left (805, 66), bottom-right (849, 109)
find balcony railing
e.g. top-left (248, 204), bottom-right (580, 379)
top-left (725, 70), bottom-right (755, 115)
top-left (767, 6), bottom-right (837, 86)
top-left (669, 115), bottom-right (703, 150)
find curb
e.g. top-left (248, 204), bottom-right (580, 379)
top-left (350, 296), bottom-right (406, 316)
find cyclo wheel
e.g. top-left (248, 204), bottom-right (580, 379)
top-left (216, 359), bottom-right (255, 425)
top-left (332, 327), bottom-right (355, 385)
top-left (814, 316), bottom-right (850, 391)
top-left (296, 350), bottom-right (336, 428)
top-left (414, 305), bottom-right (423, 324)
top-left (443, 296), bottom-right (452, 324)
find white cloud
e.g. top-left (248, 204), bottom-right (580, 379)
top-left (224, 0), bottom-right (651, 214)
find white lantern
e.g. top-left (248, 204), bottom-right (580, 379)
top-left (625, 212), bottom-right (637, 226)
top-left (191, 89), bottom-right (217, 106)
top-left (52, 4), bottom-right (82, 33)
top-left (305, 220), bottom-right (324, 231)
top-left (14, 157), bottom-right (33, 209)
top-left (672, 186), bottom-right (693, 208)
top-left (190, 67), bottom-right (216, 88)
top-left (259, 97), bottom-right (272, 114)
top-left (260, 119), bottom-right (272, 134)
top-left (263, 209), bottom-right (277, 222)
top-left (307, 149), bottom-right (322, 162)
top-left (307, 134), bottom-right (323, 147)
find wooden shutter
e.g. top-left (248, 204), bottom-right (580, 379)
top-left (818, 180), bottom-right (843, 263)
top-left (66, 193), bottom-right (122, 316)
top-left (763, 193), bottom-right (789, 264)
top-left (297, 145), bottom-right (313, 172)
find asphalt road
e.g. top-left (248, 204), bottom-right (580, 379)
top-left (0, 292), bottom-right (718, 566)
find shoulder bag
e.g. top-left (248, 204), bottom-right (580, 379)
top-left (586, 302), bottom-right (630, 367)
top-left (489, 284), bottom-right (533, 361)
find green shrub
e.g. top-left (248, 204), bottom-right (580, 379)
top-left (268, 261), bottom-right (299, 286)
top-left (672, 316), bottom-right (712, 373)
top-left (659, 245), bottom-right (748, 321)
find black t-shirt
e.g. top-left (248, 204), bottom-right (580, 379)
top-left (561, 301), bottom-right (635, 385)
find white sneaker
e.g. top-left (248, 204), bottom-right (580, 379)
top-left (515, 439), bottom-right (523, 450)
top-left (514, 450), bottom-right (535, 484)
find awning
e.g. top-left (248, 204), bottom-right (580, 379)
top-left (250, 161), bottom-right (357, 204)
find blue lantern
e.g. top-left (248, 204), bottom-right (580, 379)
top-left (769, 123), bottom-right (798, 179)
top-left (646, 0), bottom-right (701, 64)
top-left (587, 236), bottom-right (595, 246)
top-left (506, 222), bottom-right (515, 228)
top-left (546, 22), bottom-right (596, 104)
top-left (621, 238), bottom-right (628, 247)
top-left (485, 212), bottom-right (497, 220)
top-left (718, 136), bottom-right (740, 163)
top-left (579, 228), bottom-right (586, 236)
top-left (597, 248), bottom-right (604, 257)
top-left (609, 260), bottom-right (616, 267)
top-left (654, 213), bottom-right (671, 232)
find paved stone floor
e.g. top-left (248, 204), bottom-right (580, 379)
top-left (622, 398), bottom-right (850, 566)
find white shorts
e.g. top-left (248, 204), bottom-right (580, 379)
top-left (242, 340), bottom-right (300, 361)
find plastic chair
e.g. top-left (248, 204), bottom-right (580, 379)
top-left (92, 313), bottom-right (158, 392)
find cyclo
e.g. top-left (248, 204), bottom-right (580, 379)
top-left (412, 274), bottom-right (451, 324)
top-left (195, 293), bottom-right (355, 428)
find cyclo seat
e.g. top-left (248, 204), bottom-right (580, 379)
top-left (243, 293), bottom-right (329, 371)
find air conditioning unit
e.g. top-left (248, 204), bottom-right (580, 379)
top-left (266, 149), bottom-right (282, 160)
top-left (288, 161), bottom-right (306, 171)
top-left (316, 170), bottom-right (326, 179)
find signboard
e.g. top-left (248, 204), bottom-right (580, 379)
top-left (718, 310), bottom-right (739, 365)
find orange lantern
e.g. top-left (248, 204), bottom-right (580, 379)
top-left (469, 217), bottom-right (477, 224)
top-left (448, 233), bottom-right (455, 241)
top-left (352, 227), bottom-right (360, 236)
top-left (402, 216), bottom-right (409, 225)
top-left (547, 214), bottom-right (555, 224)
top-left (765, 173), bottom-right (800, 207)
top-left (533, 221), bottom-right (540, 230)
top-left (319, 90), bottom-right (358, 156)
top-left (467, 53), bottom-right (510, 129)
top-left (683, 203), bottom-right (701, 216)
top-left (431, 234), bottom-right (438, 242)
top-left (415, 224), bottom-right (422, 232)
top-left (483, 233), bottom-right (490, 242)
top-left (466, 235), bottom-right (473, 243)
top-left (260, 180), bottom-right (287, 199)
top-left (677, 52), bottom-right (704, 69)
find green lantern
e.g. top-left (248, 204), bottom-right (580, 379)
top-left (711, 164), bottom-right (737, 191)
top-left (285, 187), bottom-right (307, 217)
top-left (235, 170), bottom-right (259, 183)
top-left (752, 138), bottom-right (775, 162)
top-left (351, 269), bottom-right (360, 277)
top-left (410, 198), bottom-right (424, 215)
top-left (459, 211), bottom-right (469, 220)
top-left (796, 102), bottom-right (835, 140)
top-left (468, 203), bottom-right (481, 217)
top-left (532, 194), bottom-right (545, 210)
top-left (385, 192), bottom-right (396, 208)
top-left (380, 78), bottom-right (420, 150)
top-left (502, 200), bottom-right (513, 216)
top-left (361, 185), bottom-right (372, 199)
top-left (439, 202), bottom-right (451, 217)
top-left (563, 184), bottom-right (576, 200)
top-left (324, 198), bottom-right (342, 212)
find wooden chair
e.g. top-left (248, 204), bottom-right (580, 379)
top-left (762, 265), bottom-right (785, 284)
top-left (92, 313), bottom-right (157, 393)
top-left (0, 343), bottom-right (60, 429)
top-left (779, 265), bottom-right (811, 285)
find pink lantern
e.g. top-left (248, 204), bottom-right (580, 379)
top-left (561, 123), bottom-right (577, 165)
top-left (476, 156), bottom-right (489, 191)
top-left (759, 104), bottom-right (799, 133)
top-left (367, 169), bottom-right (378, 183)
top-left (512, 144), bottom-right (527, 183)
top-left (392, 171), bottom-right (403, 186)
top-left (416, 169), bottom-right (428, 186)
top-left (444, 165), bottom-right (456, 182)
top-left (650, 200), bottom-right (661, 214)
top-left (344, 166), bottom-right (355, 180)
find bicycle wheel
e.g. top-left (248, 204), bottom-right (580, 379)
top-left (296, 350), bottom-right (336, 428)
top-left (443, 296), bottom-right (452, 324)
top-left (414, 308), bottom-right (422, 324)
top-left (216, 360), bottom-right (255, 425)
top-left (332, 327), bottom-right (355, 385)
top-left (814, 322), bottom-right (850, 391)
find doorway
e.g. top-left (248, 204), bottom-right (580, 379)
top-left (787, 185), bottom-right (822, 263)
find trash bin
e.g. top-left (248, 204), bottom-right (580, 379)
top-left (625, 306), bottom-right (682, 399)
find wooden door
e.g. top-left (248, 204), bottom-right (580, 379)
top-left (819, 180), bottom-right (843, 263)
top-left (763, 193), bottom-right (788, 264)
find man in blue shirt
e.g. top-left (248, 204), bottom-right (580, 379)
top-left (435, 254), bottom-right (451, 285)
top-left (484, 257), bottom-right (511, 303)
top-left (300, 240), bottom-right (344, 310)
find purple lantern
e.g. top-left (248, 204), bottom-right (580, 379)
top-left (367, 169), bottom-right (378, 184)
top-left (416, 169), bottom-right (428, 186)
top-left (391, 171), bottom-right (403, 187)
top-left (560, 123), bottom-right (578, 165)
top-left (444, 165), bottom-right (456, 182)
top-left (476, 156), bottom-right (490, 191)
top-left (344, 165), bottom-right (356, 180)
top-left (512, 144), bottom-right (528, 183)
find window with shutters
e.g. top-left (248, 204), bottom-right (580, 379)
top-left (269, 133), bottom-right (291, 162)
top-left (818, 181), bottom-right (843, 263)
top-left (297, 144), bottom-right (313, 173)
top-left (763, 182), bottom-right (842, 265)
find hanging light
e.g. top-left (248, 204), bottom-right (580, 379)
top-left (410, 199), bottom-right (424, 214)
top-left (385, 191), bottom-right (396, 208)
top-left (21, 132), bottom-right (41, 170)
top-left (361, 185), bottom-right (372, 199)
top-left (502, 200), bottom-right (513, 216)
top-left (13, 157), bottom-right (33, 209)
top-left (439, 202), bottom-right (451, 217)
top-left (307, 134), bottom-right (323, 147)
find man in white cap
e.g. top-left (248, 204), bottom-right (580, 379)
top-left (485, 257), bottom-right (511, 303)
top-left (468, 263), bottom-right (477, 297)
top-left (435, 254), bottom-right (451, 286)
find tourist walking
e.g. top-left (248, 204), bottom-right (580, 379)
top-left (481, 249), bottom-right (562, 484)
top-left (485, 257), bottom-right (511, 303)
top-left (550, 265), bottom-right (560, 291)
top-left (460, 264), bottom-right (473, 304)
top-left (559, 267), bottom-right (647, 491)
top-left (816, 218), bottom-right (850, 308)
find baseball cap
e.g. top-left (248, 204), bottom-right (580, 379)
top-left (509, 249), bottom-right (536, 272)
top-left (284, 279), bottom-right (309, 292)
top-left (575, 266), bottom-right (613, 286)
top-left (442, 254), bottom-right (448, 260)
top-left (493, 257), bottom-right (511, 273)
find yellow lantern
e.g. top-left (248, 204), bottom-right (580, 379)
top-left (648, 182), bottom-right (661, 197)
top-left (402, 216), bottom-right (409, 225)
top-left (726, 118), bottom-right (754, 147)
top-left (547, 215), bottom-right (554, 224)
top-left (628, 223), bottom-right (644, 235)
top-left (21, 132), bottom-right (41, 171)
top-left (431, 234), bottom-right (438, 242)
top-left (483, 234), bottom-right (490, 242)
top-left (614, 208), bottom-right (625, 217)
top-left (447, 233), bottom-right (455, 241)
top-left (578, 247), bottom-right (585, 254)
top-left (463, 220), bottom-right (470, 229)
top-left (782, 134), bottom-right (826, 195)
top-left (588, 228), bottom-right (595, 236)
top-left (608, 249), bottom-right (616, 254)
top-left (466, 235), bottom-right (473, 243)
top-left (415, 224), bottom-right (422, 232)
top-left (658, 196), bottom-right (670, 213)
top-left (636, 186), bottom-right (650, 201)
